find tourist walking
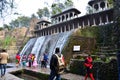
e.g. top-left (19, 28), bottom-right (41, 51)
top-left (28, 54), bottom-right (32, 67)
top-left (15, 53), bottom-right (20, 67)
top-left (49, 47), bottom-right (65, 80)
top-left (84, 54), bottom-right (95, 80)
top-left (31, 54), bottom-right (35, 66)
top-left (22, 55), bottom-right (27, 67)
top-left (43, 52), bottom-right (48, 68)
top-left (0, 49), bottom-right (9, 78)
top-left (40, 55), bottom-right (44, 68)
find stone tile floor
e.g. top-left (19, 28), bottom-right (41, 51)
top-left (0, 63), bottom-right (90, 80)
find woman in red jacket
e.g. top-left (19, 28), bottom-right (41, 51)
top-left (84, 54), bottom-right (95, 80)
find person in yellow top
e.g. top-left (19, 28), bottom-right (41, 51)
top-left (0, 49), bottom-right (9, 78)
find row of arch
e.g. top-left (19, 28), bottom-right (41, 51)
top-left (34, 9), bottom-right (113, 37)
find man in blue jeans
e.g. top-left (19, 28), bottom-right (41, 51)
top-left (0, 49), bottom-right (9, 78)
top-left (49, 47), bottom-right (65, 80)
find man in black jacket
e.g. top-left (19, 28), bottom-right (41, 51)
top-left (49, 47), bottom-right (64, 80)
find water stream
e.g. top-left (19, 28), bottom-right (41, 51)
top-left (20, 31), bottom-right (73, 63)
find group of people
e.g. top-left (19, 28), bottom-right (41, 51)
top-left (16, 53), bottom-right (38, 68)
top-left (0, 49), bottom-right (9, 79)
top-left (15, 47), bottom-right (95, 80)
top-left (49, 47), bottom-right (95, 80)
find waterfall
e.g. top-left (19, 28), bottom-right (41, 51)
top-left (31, 36), bottom-right (46, 60)
top-left (19, 38), bottom-right (37, 60)
top-left (20, 31), bottom-right (73, 63)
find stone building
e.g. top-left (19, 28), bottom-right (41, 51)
top-left (33, 0), bottom-right (114, 37)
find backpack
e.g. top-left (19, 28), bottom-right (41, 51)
top-left (54, 54), bottom-right (65, 74)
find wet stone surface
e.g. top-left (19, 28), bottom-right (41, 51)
top-left (3, 63), bottom-right (90, 80)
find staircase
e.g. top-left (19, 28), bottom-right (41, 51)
top-left (96, 44), bottom-right (116, 56)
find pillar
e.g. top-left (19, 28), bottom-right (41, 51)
top-left (64, 25), bottom-right (66, 32)
top-left (106, 14), bottom-right (109, 23)
top-left (88, 19), bottom-right (90, 26)
top-left (99, 16), bottom-right (102, 25)
top-left (105, 1), bottom-right (108, 9)
top-left (93, 18), bottom-right (96, 26)
top-left (61, 27), bottom-right (62, 33)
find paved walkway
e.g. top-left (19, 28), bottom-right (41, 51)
top-left (0, 63), bottom-right (90, 80)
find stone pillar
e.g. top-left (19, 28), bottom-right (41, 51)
top-left (50, 29), bottom-right (53, 34)
top-left (82, 21), bottom-right (85, 28)
top-left (105, 1), bottom-right (108, 9)
top-left (64, 14), bottom-right (66, 21)
top-left (98, 3), bottom-right (101, 11)
top-left (48, 30), bottom-right (49, 35)
top-left (60, 27), bottom-right (62, 33)
top-left (88, 19), bottom-right (90, 26)
top-left (106, 14), bottom-right (109, 23)
top-left (57, 27), bottom-right (59, 33)
top-left (93, 18), bottom-right (96, 26)
top-left (54, 28), bottom-right (56, 34)
top-left (99, 16), bottom-right (102, 25)
top-left (72, 23), bottom-right (74, 29)
top-left (77, 22), bottom-right (79, 28)
top-left (64, 25), bottom-right (66, 32)
top-left (92, 4), bottom-right (95, 13)
top-left (60, 16), bottom-right (62, 22)
top-left (68, 13), bottom-right (70, 20)
top-left (68, 24), bottom-right (70, 31)
top-left (72, 12), bottom-right (75, 19)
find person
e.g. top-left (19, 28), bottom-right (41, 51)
top-left (22, 55), bottom-right (27, 67)
top-left (49, 47), bottom-right (65, 80)
top-left (31, 54), bottom-right (35, 66)
top-left (84, 54), bottom-right (95, 80)
top-left (15, 54), bottom-right (20, 67)
top-left (32, 58), bottom-right (38, 68)
top-left (40, 55), bottom-right (44, 68)
top-left (28, 54), bottom-right (32, 67)
top-left (43, 52), bottom-right (48, 68)
top-left (0, 49), bottom-right (9, 78)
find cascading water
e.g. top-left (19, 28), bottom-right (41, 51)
top-left (20, 38), bottom-right (37, 59)
top-left (20, 31), bottom-right (73, 63)
top-left (31, 36), bottom-right (46, 59)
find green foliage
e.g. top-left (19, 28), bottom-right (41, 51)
top-left (64, 0), bottom-right (73, 8)
top-left (86, 5), bottom-right (93, 14)
top-left (70, 59), bottom-right (118, 80)
top-left (3, 24), bottom-right (12, 30)
top-left (51, 3), bottom-right (63, 15)
top-left (51, 0), bottom-right (73, 15)
top-left (107, 0), bottom-right (114, 8)
top-left (79, 26), bottom-right (99, 38)
top-left (0, 36), bottom-right (16, 49)
top-left (37, 7), bottom-right (50, 18)
top-left (10, 16), bottom-right (30, 28)
top-left (0, 27), bottom-right (4, 31)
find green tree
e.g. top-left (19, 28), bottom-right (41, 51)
top-left (3, 24), bottom-right (12, 30)
top-left (107, 0), bottom-right (114, 8)
top-left (86, 6), bottom-right (93, 14)
top-left (64, 0), bottom-right (73, 8)
top-left (43, 7), bottom-right (50, 18)
top-left (37, 9), bottom-right (43, 18)
top-left (37, 7), bottom-right (50, 18)
top-left (0, 0), bottom-right (15, 18)
top-left (9, 19), bottom-right (19, 28)
top-left (31, 14), bottom-right (37, 18)
top-left (10, 16), bottom-right (30, 28)
top-left (51, 0), bottom-right (73, 15)
top-left (17, 16), bottom-right (30, 27)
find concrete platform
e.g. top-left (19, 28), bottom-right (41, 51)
top-left (2, 63), bottom-right (90, 80)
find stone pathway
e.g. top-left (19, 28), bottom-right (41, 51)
top-left (2, 63), bottom-right (90, 80)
